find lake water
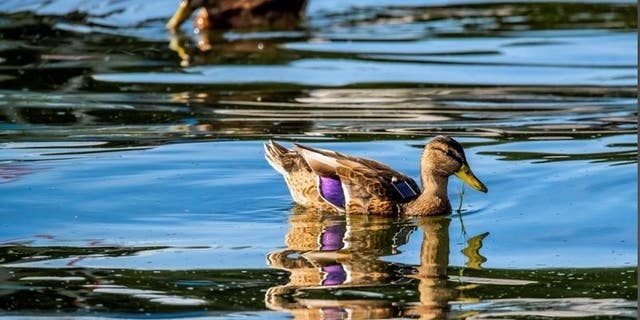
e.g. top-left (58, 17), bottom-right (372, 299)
top-left (0, 0), bottom-right (637, 318)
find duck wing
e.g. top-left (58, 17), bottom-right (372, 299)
top-left (294, 143), bottom-right (420, 214)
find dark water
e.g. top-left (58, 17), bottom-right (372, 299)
top-left (0, 0), bottom-right (637, 318)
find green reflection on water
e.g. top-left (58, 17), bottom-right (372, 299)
top-left (1, 212), bottom-right (636, 318)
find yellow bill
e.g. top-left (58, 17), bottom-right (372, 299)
top-left (166, 1), bottom-right (194, 30)
top-left (455, 163), bottom-right (488, 193)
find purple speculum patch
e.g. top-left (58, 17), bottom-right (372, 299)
top-left (320, 224), bottom-right (346, 251)
top-left (319, 176), bottom-right (345, 209)
top-left (321, 264), bottom-right (347, 286)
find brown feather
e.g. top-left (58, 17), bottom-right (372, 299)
top-left (293, 143), bottom-right (341, 178)
top-left (264, 141), bottom-right (335, 210)
top-left (293, 143), bottom-right (420, 215)
top-left (265, 136), bottom-right (486, 216)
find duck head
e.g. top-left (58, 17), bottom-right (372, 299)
top-left (420, 135), bottom-right (488, 193)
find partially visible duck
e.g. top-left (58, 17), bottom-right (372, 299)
top-left (264, 136), bottom-right (488, 216)
top-left (166, 0), bottom-right (307, 30)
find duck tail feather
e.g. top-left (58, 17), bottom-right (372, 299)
top-left (264, 140), bottom-right (290, 175)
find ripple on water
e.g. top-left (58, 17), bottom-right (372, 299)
top-left (0, 0), bottom-right (637, 318)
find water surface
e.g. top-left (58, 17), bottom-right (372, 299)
top-left (0, 0), bottom-right (637, 318)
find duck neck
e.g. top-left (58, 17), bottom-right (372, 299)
top-left (404, 170), bottom-right (451, 216)
top-left (421, 172), bottom-right (450, 200)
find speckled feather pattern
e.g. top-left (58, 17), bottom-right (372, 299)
top-left (264, 141), bottom-right (336, 211)
top-left (264, 137), bottom-right (475, 216)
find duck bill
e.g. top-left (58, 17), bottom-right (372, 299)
top-left (455, 163), bottom-right (488, 193)
top-left (167, 1), bottom-right (194, 30)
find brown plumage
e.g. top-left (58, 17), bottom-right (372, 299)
top-left (264, 136), bottom-right (488, 216)
top-left (166, 0), bottom-right (307, 30)
top-left (264, 141), bottom-right (335, 212)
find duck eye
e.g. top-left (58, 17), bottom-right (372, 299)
top-left (445, 150), bottom-right (463, 164)
top-left (431, 146), bottom-right (463, 164)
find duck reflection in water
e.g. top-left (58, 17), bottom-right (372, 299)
top-left (266, 208), bottom-right (461, 319)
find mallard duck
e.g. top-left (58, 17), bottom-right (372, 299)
top-left (264, 136), bottom-right (488, 216)
top-left (166, 0), bottom-right (307, 30)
